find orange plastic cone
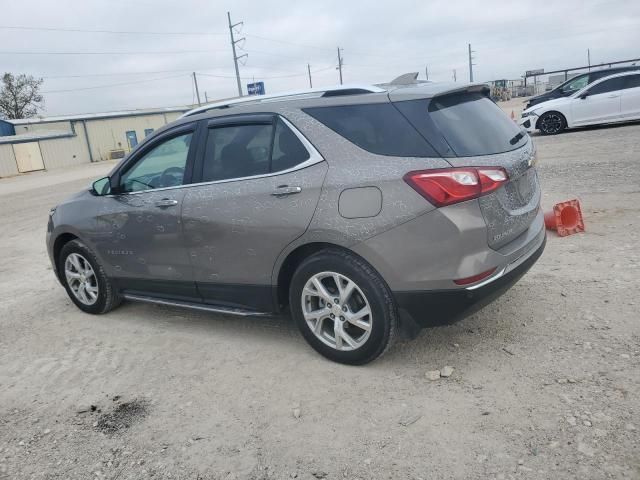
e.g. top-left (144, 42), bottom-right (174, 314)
top-left (544, 199), bottom-right (585, 237)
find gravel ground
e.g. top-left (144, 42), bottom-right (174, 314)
top-left (1, 122), bottom-right (639, 480)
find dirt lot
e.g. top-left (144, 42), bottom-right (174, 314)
top-left (1, 121), bottom-right (639, 480)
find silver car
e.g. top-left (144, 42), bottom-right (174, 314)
top-left (47, 82), bottom-right (545, 364)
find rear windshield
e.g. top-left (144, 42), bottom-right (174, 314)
top-left (395, 93), bottom-right (528, 157)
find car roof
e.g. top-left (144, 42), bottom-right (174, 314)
top-left (179, 81), bottom-right (490, 121)
top-left (587, 69), bottom-right (640, 83)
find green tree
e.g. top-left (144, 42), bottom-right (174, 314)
top-left (0, 73), bottom-right (44, 119)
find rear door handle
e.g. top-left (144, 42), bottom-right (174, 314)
top-left (155, 198), bottom-right (179, 208)
top-left (271, 186), bottom-right (302, 197)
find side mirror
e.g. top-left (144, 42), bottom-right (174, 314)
top-left (579, 92), bottom-right (589, 99)
top-left (92, 176), bottom-right (111, 196)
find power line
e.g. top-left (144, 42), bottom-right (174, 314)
top-left (243, 34), bottom-right (335, 52)
top-left (42, 68), bottom-right (201, 79)
top-left (0, 25), bottom-right (226, 36)
top-left (198, 66), bottom-right (334, 80)
top-left (41, 74), bottom-right (188, 93)
top-left (0, 49), bottom-right (225, 55)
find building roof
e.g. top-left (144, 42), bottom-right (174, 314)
top-left (0, 130), bottom-right (75, 145)
top-left (9, 106), bottom-right (190, 125)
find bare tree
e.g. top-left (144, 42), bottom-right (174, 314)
top-left (0, 73), bottom-right (44, 119)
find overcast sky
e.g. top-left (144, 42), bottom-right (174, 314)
top-left (1, 0), bottom-right (639, 116)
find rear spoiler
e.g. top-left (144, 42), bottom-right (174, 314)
top-left (432, 83), bottom-right (491, 98)
top-left (388, 82), bottom-right (491, 103)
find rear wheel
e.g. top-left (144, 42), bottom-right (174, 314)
top-left (537, 111), bottom-right (566, 135)
top-left (289, 249), bottom-right (397, 365)
top-left (59, 239), bottom-right (121, 314)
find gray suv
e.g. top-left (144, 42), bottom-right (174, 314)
top-left (47, 82), bottom-right (545, 364)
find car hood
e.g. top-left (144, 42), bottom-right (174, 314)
top-left (56, 188), bottom-right (93, 208)
top-left (524, 97), bottom-right (568, 114)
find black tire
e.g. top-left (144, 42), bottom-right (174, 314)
top-left (289, 249), bottom-right (397, 365)
top-left (58, 239), bottom-right (121, 314)
top-left (537, 111), bottom-right (566, 135)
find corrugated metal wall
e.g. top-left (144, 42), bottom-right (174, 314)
top-left (0, 111), bottom-right (186, 176)
top-left (0, 144), bottom-right (18, 177)
top-left (39, 128), bottom-right (91, 169)
top-left (84, 114), bottom-right (171, 161)
top-left (163, 112), bottom-right (184, 123)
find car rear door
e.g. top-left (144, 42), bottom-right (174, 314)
top-left (182, 114), bottom-right (327, 312)
top-left (620, 74), bottom-right (640, 120)
top-left (571, 77), bottom-right (624, 125)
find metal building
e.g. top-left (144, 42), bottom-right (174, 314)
top-left (0, 106), bottom-right (188, 177)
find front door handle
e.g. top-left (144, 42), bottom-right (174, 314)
top-left (271, 185), bottom-right (302, 197)
top-left (607, 94), bottom-right (620, 98)
top-left (155, 198), bottom-right (179, 208)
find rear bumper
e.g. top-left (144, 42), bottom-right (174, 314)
top-left (394, 233), bottom-right (546, 329)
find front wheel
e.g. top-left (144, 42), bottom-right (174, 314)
top-left (59, 239), bottom-right (121, 314)
top-left (537, 111), bottom-right (566, 135)
top-left (289, 249), bottom-right (397, 365)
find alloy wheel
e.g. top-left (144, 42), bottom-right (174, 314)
top-left (540, 112), bottom-right (563, 134)
top-left (64, 253), bottom-right (99, 305)
top-left (301, 271), bottom-right (372, 351)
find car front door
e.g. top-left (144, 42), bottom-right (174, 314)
top-left (571, 77), bottom-right (624, 126)
top-left (620, 74), bottom-right (640, 120)
top-left (90, 123), bottom-right (202, 300)
top-left (182, 114), bottom-right (327, 312)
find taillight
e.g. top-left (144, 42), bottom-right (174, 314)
top-left (403, 167), bottom-right (508, 207)
top-left (453, 267), bottom-right (497, 285)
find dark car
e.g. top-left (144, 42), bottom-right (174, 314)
top-left (525, 65), bottom-right (640, 109)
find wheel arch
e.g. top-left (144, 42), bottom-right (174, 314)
top-left (52, 232), bottom-right (79, 282)
top-left (535, 110), bottom-right (568, 132)
top-left (275, 242), bottom-right (354, 310)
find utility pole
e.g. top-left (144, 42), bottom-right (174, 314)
top-left (336, 47), bottom-right (344, 85)
top-left (468, 43), bottom-right (476, 82)
top-left (587, 48), bottom-right (591, 71)
top-left (307, 63), bottom-right (313, 88)
top-left (453, 69), bottom-right (457, 82)
top-left (227, 11), bottom-right (247, 97)
top-left (425, 66), bottom-right (429, 81)
top-left (192, 72), bottom-right (201, 105)
top-left (205, 91), bottom-right (208, 103)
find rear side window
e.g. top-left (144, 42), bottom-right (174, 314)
top-left (271, 119), bottom-right (310, 171)
top-left (303, 103), bottom-right (438, 157)
top-left (396, 94), bottom-right (527, 157)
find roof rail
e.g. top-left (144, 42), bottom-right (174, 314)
top-left (180, 84), bottom-right (385, 118)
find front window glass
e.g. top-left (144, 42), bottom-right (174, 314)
top-left (587, 77), bottom-right (625, 95)
top-left (120, 132), bottom-right (192, 192)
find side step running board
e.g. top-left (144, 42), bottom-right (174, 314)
top-left (122, 294), bottom-right (272, 317)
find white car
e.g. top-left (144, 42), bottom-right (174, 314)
top-left (519, 70), bottom-right (640, 135)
